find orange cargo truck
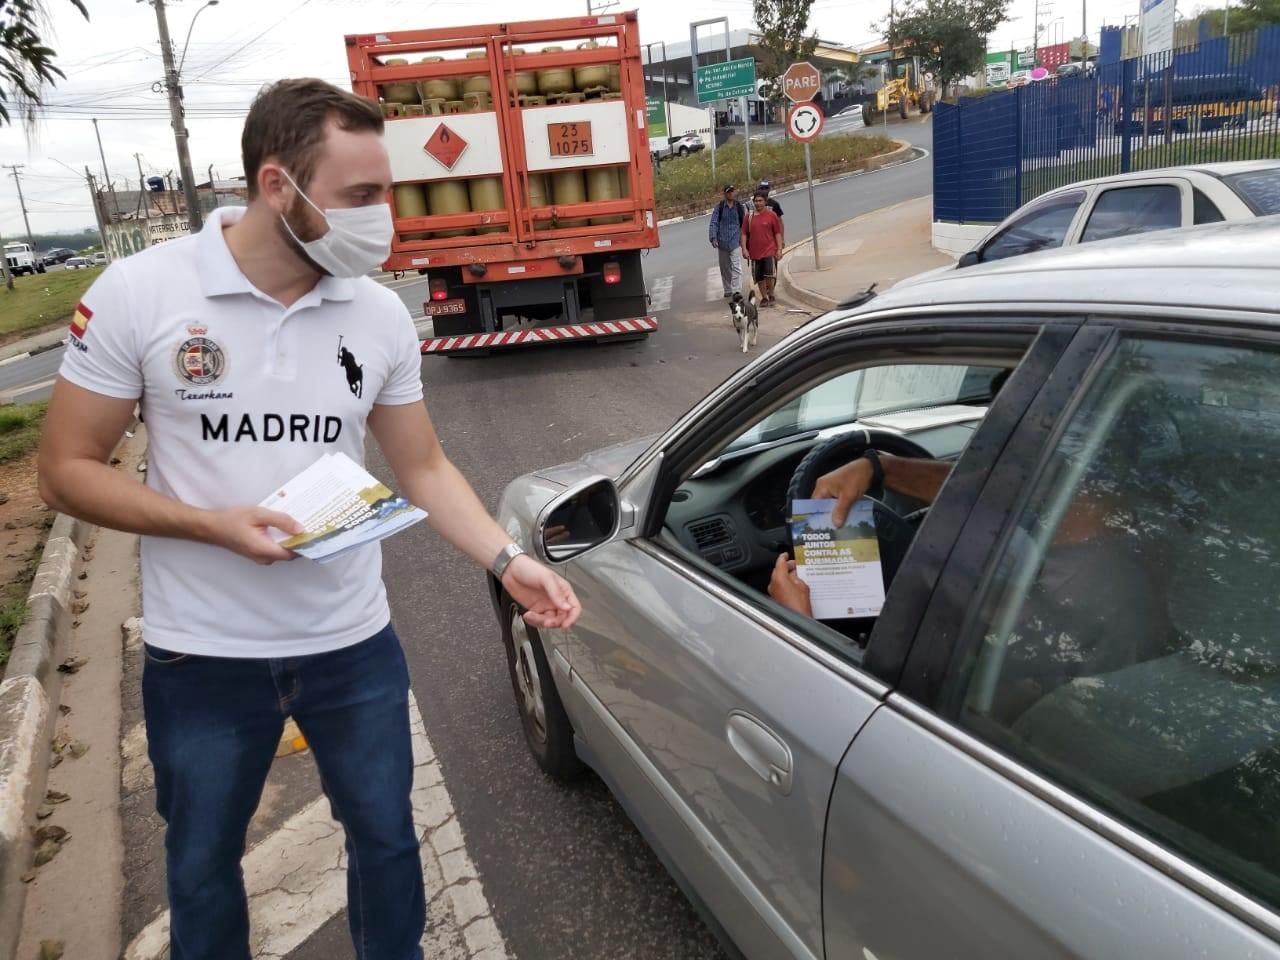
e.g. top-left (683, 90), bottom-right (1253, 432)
top-left (345, 13), bottom-right (661, 356)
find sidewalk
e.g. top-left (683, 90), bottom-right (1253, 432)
top-left (777, 195), bottom-right (953, 312)
top-left (0, 327), bottom-right (68, 366)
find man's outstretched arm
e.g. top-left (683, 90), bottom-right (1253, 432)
top-left (38, 379), bottom-right (302, 563)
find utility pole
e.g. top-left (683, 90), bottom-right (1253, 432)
top-left (92, 118), bottom-right (120, 226)
top-left (86, 168), bottom-right (110, 258)
top-left (2, 164), bottom-right (36, 252)
top-left (585, 0), bottom-right (618, 14)
top-left (150, 0), bottom-right (203, 231)
top-left (135, 153), bottom-right (155, 217)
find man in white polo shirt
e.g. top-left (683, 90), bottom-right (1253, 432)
top-left (37, 79), bottom-right (580, 960)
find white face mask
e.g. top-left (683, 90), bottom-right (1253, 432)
top-left (278, 169), bottom-right (393, 278)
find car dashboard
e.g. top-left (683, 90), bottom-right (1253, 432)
top-left (663, 414), bottom-right (985, 587)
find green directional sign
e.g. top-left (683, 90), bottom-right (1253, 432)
top-left (695, 57), bottom-right (756, 104)
top-left (646, 96), bottom-right (667, 137)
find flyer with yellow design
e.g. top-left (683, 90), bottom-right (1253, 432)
top-left (790, 498), bottom-right (885, 619)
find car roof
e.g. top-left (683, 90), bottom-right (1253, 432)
top-left (1037, 159), bottom-right (1280, 197)
top-left (837, 217), bottom-right (1280, 320)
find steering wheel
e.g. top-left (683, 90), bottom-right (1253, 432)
top-left (785, 429), bottom-right (937, 590)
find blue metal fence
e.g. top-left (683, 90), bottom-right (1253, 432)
top-left (934, 24), bottom-right (1280, 224)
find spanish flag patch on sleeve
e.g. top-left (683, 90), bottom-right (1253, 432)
top-left (69, 302), bottom-right (93, 338)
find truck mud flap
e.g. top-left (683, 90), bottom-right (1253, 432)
top-left (420, 316), bottom-right (657, 354)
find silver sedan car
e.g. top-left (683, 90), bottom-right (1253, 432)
top-left (489, 218), bottom-right (1280, 959)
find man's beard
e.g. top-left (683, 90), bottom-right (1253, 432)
top-left (277, 195), bottom-right (333, 277)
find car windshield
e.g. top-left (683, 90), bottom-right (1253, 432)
top-left (1224, 168), bottom-right (1280, 214)
top-left (724, 364), bottom-right (1002, 451)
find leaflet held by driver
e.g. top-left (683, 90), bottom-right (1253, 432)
top-left (259, 452), bottom-right (426, 563)
top-left (789, 498), bottom-right (885, 619)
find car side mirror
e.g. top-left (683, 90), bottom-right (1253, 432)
top-left (536, 476), bottom-right (621, 564)
top-left (958, 250), bottom-right (980, 268)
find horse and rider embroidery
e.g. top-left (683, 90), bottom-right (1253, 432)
top-left (337, 336), bottom-right (364, 399)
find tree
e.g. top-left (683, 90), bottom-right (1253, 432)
top-left (884, 0), bottom-right (1010, 94)
top-left (1, 0), bottom-right (89, 128)
top-left (1194, 0), bottom-right (1280, 34)
top-left (753, 0), bottom-right (819, 108)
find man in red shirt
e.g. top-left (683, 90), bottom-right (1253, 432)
top-left (741, 190), bottom-right (783, 305)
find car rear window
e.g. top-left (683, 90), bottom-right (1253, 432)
top-left (1224, 169), bottom-right (1280, 215)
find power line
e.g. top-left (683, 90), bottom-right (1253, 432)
top-left (189, 0), bottom-right (317, 81)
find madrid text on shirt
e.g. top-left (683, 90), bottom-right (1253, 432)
top-left (200, 412), bottom-right (343, 443)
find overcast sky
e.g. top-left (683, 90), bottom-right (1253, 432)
top-left (1, 0), bottom-right (1145, 238)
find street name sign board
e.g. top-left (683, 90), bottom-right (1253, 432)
top-left (695, 57), bottom-right (756, 104)
top-left (782, 61), bottom-right (821, 103)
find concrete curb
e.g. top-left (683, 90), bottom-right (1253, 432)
top-left (0, 511), bottom-right (93, 960)
top-left (776, 194), bottom-right (930, 315)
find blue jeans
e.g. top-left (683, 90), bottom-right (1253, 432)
top-left (142, 623), bottom-right (425, 960)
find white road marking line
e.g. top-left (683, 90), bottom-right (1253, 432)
top-left (123, 691), bottom-right (509, 960)
top-left (705, 265), bottom-right (722, 302)
top-left (0, 351), bottom-right (31, 366)
top-left (647, 274), bottom-right (674, 313)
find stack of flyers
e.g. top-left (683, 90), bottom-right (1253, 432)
top-left (789, 498), bottom-right (886, 619)
top-left (258, 452), bottom-right (426, 563)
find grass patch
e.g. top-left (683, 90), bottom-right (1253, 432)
top-left (1022, 128), bottom-right (1280, 202)
top-left (0, 400), bottom-right (47, 463)
top-left (0, 266), bottom-right (100, 341)
top-left (0, 593), bottom-right (27, 671)
top-left (653, 133), bottom-right (900, 217)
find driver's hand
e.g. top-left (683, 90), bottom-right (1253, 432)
top-left (769, 553), bottom-right (812, 617)
top-left (812, 458), bottom-right (875, 527)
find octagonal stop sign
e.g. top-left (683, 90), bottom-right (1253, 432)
top-left (781, 61), bottom-right (821, 103)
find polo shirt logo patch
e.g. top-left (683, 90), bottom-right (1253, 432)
top-left (337, 337), bottom-right (363, 399)
top-left (175, 326), bottom-right (227, 387)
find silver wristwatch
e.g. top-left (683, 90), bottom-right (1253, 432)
top-left (492, 543), bottom-right (526, 580)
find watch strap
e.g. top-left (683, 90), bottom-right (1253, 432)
top-left (863, 449), bottom-right (885, 489)
top-left (492, 543), bottom-right (525, 579)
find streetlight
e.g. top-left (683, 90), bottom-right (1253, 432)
top-left (178, 0), bottom-right (220, 75)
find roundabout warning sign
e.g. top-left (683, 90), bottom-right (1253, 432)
top-left (786, 102), bottom-right (824, 142)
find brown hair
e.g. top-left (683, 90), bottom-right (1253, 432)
top-left (241, 78), bottom-right (383, 198)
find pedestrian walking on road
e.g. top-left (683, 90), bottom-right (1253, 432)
top-left (709, 184), bottom-right (747, 298)
top-left (757, 179), bottom-right (786, 246)
top-left (37, 78), bottom-right (582, 960)
top-left (742, 190), bottom-right (783, 306)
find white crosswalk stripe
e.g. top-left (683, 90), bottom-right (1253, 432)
top-left (647, 275), bottom-right (674, 313)
top-left (705, 265), bottom-right (723, 302)
top-left (123, 691), bottom-right (509, 960)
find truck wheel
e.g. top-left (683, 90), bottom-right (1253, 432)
top-left (35, 262), bottom-right (46, 274)
top-left (678, 146), bottom-right (688, 157)
top-left (501, 596), bottom-right (583, 781)
top-left (898, 97), bottom-right (909, 120)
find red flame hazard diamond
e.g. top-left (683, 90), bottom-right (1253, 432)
top-left (424, 124), bottom-right (468, 170)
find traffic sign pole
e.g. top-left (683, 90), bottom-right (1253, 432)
top-left (742, 95), bottom-right (751, 182)
top-left (804, 141), bottom-right (820, 271)
top-left (783, 78), bottom-right (825, 274)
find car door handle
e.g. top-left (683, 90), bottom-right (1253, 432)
top-left (727, 711), bottom-right (793, 795)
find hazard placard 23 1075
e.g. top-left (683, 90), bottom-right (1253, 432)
top-left (547, 121), bottom-right (594, 157)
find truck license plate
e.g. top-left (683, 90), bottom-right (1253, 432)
top-left (547, 121), bottom-right (594, 158)
top-left (425, 298), bottom-right (466, 316)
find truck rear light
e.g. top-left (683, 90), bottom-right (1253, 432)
top-left (429, 278), bottom-right (449, 301)
top-left (602, 261), bottom-right (622, 285)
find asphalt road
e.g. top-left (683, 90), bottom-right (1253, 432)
top-left (286, 125), bottom-right (934, 959)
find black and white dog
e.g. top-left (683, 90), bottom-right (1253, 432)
top-left (728, 286), bottom-right (760, 354)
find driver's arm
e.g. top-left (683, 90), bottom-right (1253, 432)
top-left (815, 453), bottom-right (953, 527)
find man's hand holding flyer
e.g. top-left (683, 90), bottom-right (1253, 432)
top-left (259, 452), bottom-right (426, 562)
top-left (789, 498), bottom-right (886, 619)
